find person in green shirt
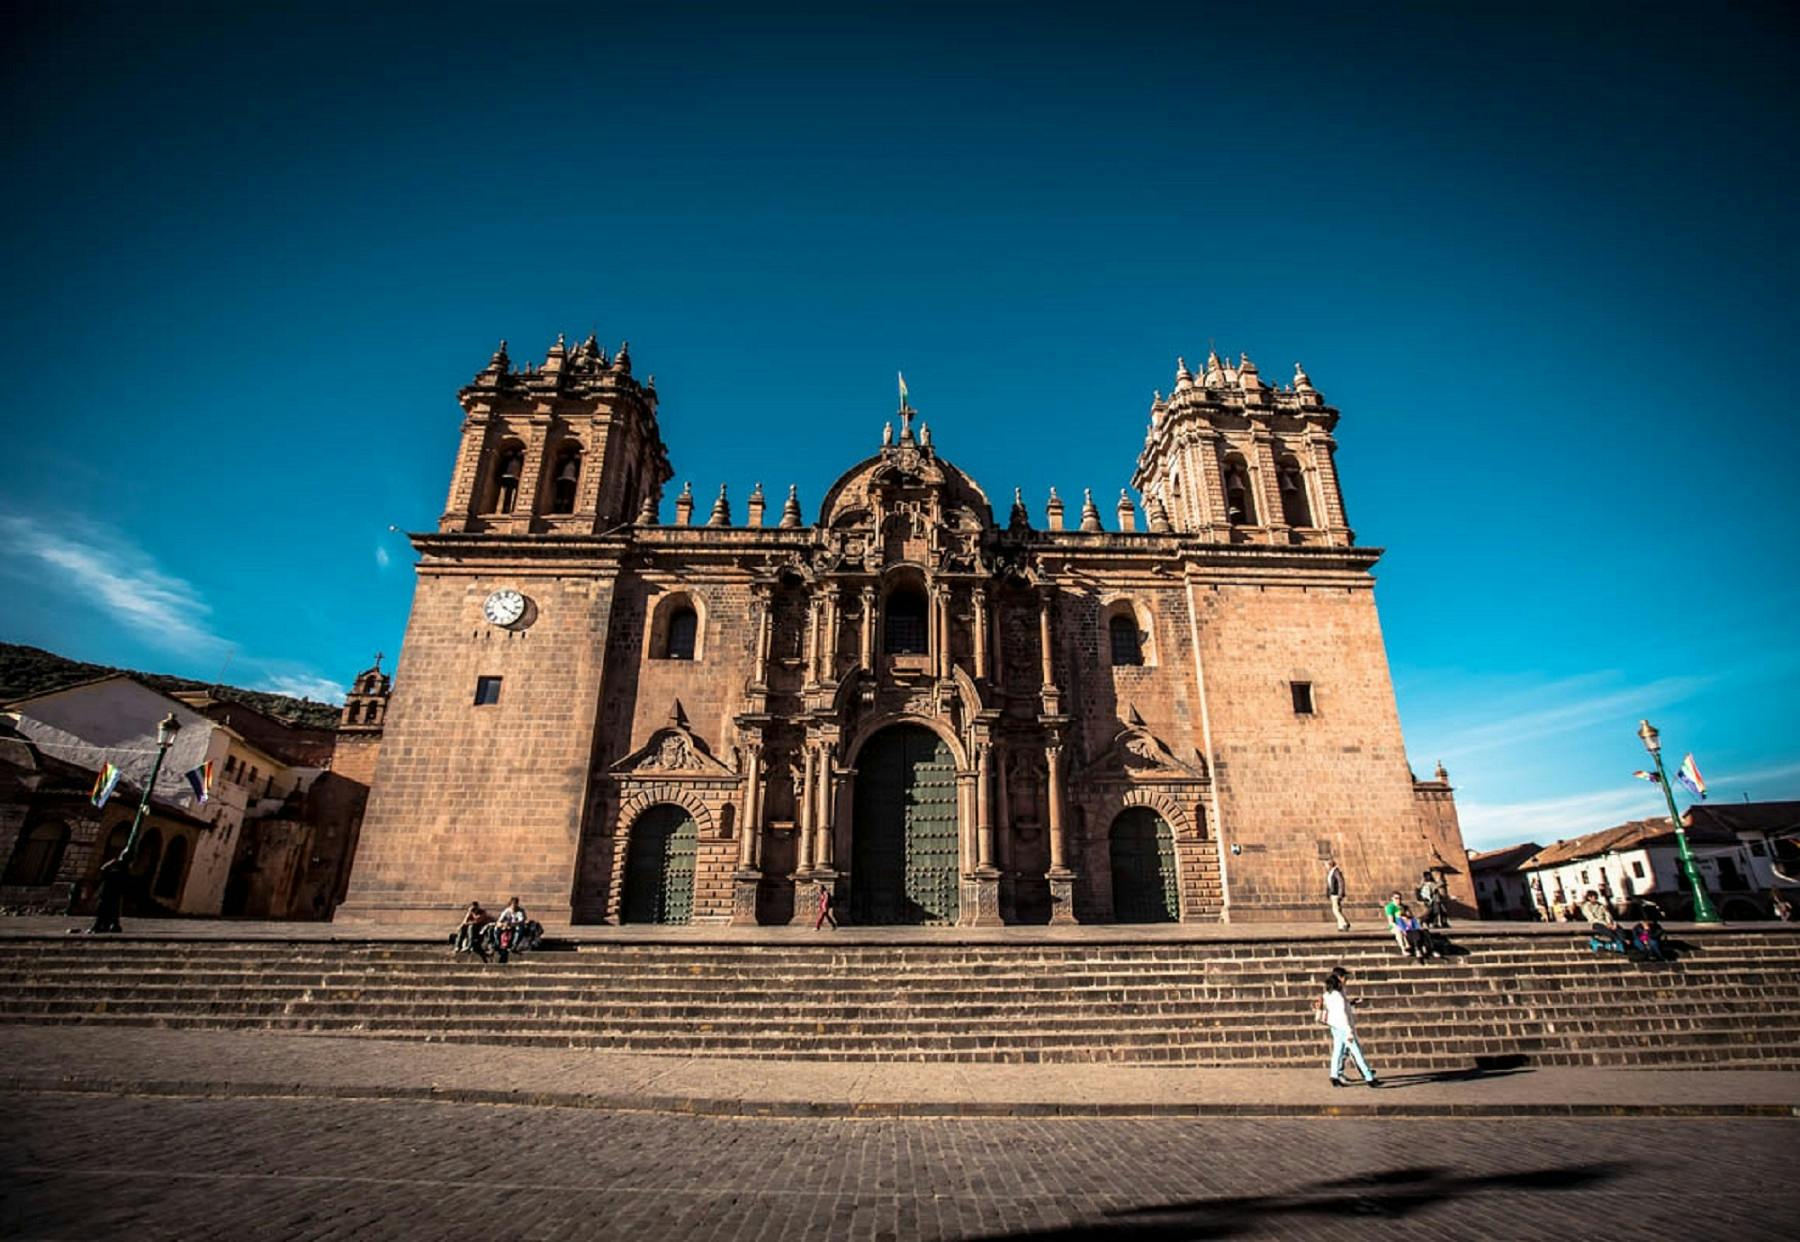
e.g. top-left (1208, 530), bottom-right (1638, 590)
top-left (1382, 891), bottom-right (1407, 955)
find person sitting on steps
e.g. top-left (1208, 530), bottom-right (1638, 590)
top-left (453, 901), bottom-right (495, 961)
top-left (1582, 890), bottom-right (1630, 953)
top-left (1394, 903), bottom-right (1434, 961)
top-left (492, 896), bottom-right (542, 962)
top-left (1382, 891), bottom-right (1408, 955)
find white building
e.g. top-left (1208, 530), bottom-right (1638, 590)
top-left (5, 676), bottom-right (306, 914)
top-left (1518, 815), bottom-right (1768, 922)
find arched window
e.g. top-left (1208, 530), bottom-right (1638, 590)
top-left (1108, 613), bottom-right (1144, 666)
top-left (665, 606), bottom-right (698, 660)
top-left (649, 592), bottom-right (706, 661)
top-left (154, 836), bottom-right (189, 900)
top-left (492, 443), bottom-right (525, 514)
top-left (548, 446), bottom-right (582, 514)
top-left (101, 822), bottom-right (130, 866)
top-left (131, 829), bottom-right (163, 880)
top-left (3, 820), bottom-right (69, 886)
top-left (1277, 457), bottom-right (1312, 527)
top-left (1223, 456), bottom-right (1256, 526)
top-left (884, 585), bottom-right (928, 654)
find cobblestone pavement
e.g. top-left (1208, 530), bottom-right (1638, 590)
top-left (1, 1093), bottom-right (1794, 1240)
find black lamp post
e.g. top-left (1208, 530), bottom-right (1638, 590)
top-left (122, 712), bottom-right (181, 863)
top-left (1637, 719), bottom-right (1720, 923)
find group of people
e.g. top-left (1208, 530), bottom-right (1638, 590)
top-left (1325, 859), bottom-right (1452, 961)
top-left (1580, 889), bottom-right (1668, 961)
top-left (452, 898), bottom-right (544, 962)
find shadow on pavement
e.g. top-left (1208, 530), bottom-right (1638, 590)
top-left (1378, 1053), bottom-right (1533, 1088)
top-left (976, 1161), bottom-right (1624, 1240)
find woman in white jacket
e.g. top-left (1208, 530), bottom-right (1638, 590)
top-left (1319, 974), bottom-right (1379, 1088)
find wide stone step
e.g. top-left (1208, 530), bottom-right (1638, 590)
top-left (3, 1013), bottom-right (1796, 1068)
top-left (2, 983), bottom-right (1792, 1020)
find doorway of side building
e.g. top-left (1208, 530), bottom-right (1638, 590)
top-left (850, 724), bottom-right (960, 924)
top-left (620, 804), bottom-right (698, 924)
top-left (1110, 807), bottom-right (1179, 922)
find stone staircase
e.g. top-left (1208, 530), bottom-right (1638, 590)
top-left (1, 930), bottom-right (1797, 1068)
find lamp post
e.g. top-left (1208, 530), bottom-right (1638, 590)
top-left (1637, 719), bottom-right (1719, 923)
top-left (122, 712), bottom-right (182, 863)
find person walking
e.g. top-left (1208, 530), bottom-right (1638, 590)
top-left (813, 882), bottom-right (838, 931)
top-left (1325, 858), bottom-right (1350, 931)
top-left (1318, 973), bottom-right (1379, 1088)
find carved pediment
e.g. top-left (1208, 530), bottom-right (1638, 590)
top-left (611, 701), bottom-right (736, 778)
top-left (1084, 708), bottom-right (1208, 782)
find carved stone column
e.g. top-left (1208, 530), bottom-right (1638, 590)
top-left (995, 744), bottom-right (1015, 923)
top-left (753, 586), bottom-right (773, 684)
top-left (797, 745), bottom-right (817, 873)
top-left (789, 745), bottom-right (820, 925)
top-left (821, 591), bottom-right (839, 681)
top-left (972, 587), bottom-right (988, 680)
top-left (962, 739), bottom-right (1001, 926)
top-left (1045, 740), bottom-right (1077, 924)
top-left (859, 586), bottom-right (875, 669)
top-left (805, 595), bottom-right (821, 683)
top-left (731, 741), bottom-right (763, 925)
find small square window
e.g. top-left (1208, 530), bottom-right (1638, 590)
top-left (1290, 682), bottom-right (1314, 715)
top-left (474, 676), bottom-right (503, 706)
top-left (1632, 860), bottom-right (1645, 878)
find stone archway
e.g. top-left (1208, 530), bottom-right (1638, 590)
top-left (1110, 807), bottom-right (1179, 923)
top-left (850, 724), bottom-right (959, 924)
top-left (620, 804), bottom-right (699, 924)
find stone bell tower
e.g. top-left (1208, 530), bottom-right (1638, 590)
top-left (1130, 352), bottom-right (1353, 547)
top-left (440, 336), bottom-right (673, 535)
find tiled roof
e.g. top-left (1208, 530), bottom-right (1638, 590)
top-left (1469, 842), bottom-right (1543, 872)
top-left (1519, 816), bottom-right (1739, 870)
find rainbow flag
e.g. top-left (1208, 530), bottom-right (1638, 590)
top-left (184, 760), bottom-right (213, 804)
top-left (1632, 769), bottom-right (1661, 785)
top-left (90, 763), bottom-right (122, 809)
top-left (1676, 753), bottom-right (1707, 799)
top-left (897, 371), bottom-right (910, 409)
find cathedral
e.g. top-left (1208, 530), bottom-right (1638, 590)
top-left (339, 334), bottom-right (1471, 927)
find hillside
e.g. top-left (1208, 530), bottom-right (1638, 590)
top-left (0, 643), bottom-right (342, 730)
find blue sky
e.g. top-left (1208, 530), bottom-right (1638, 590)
top-left (2, 2), bottom-right (1796, 848)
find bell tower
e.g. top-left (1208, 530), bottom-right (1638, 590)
top-left (440, 335), bottom-right (673, 535)
top-left (1130, 352), bottom-right (1353, 547)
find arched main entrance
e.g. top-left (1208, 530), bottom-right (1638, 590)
top-left (1110, 807), bottom-right (1178, 922)
top-left (851, 724), bottom-right (959, 924)
top-left (621, 804), bottom-right (698, 924)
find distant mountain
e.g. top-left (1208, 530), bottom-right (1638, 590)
top-left (0, 642), bottom-right (343, 731)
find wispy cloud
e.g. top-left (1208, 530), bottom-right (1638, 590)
top-left (1457, 758), bottom-right (1800, 851)
top-left (1, 509), bottom-right (346, 707)
top-left (1458, 786), bottom-right (1669, 850)
top-left (0, 511), bottom-right (227, 658)
top-left (374, 544), bottom-right (391, 569)
top-left (255, 673), bottom-right (347, 705)
top-left (1426, 671), bottom-right (1713, 764)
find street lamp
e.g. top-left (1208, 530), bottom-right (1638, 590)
top-left (1637, 719), bottom-right (1720, 923)
top-left (122, 712), bottom-right (182, 863)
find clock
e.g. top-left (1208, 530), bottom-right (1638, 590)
top-left (482, 589), bottom-right (527, 628)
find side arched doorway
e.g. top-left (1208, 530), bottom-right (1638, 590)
top-left (1110, 807), bottom-right (1179, 922)
top-left (621, 804), bottom-right (698, 924)
top-left (851, 724), bottom-right (959, 924)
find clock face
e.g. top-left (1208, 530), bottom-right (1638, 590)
top-left (483, 589), bottom-right (527, 628)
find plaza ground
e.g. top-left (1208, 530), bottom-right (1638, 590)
top-left (3, 1090), bottom-right (1795, 1240)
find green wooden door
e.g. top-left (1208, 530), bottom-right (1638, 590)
top-left (851, 726), bottom-right (960, 924)
top-left (1110, 807), bottom-right (1178, 922)
top-left (621, 804), bottom-right (698, 924)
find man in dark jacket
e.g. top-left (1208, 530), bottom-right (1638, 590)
top-left (1326, 859), bottom-right (1350, 931)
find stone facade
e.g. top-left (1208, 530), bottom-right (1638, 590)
top-left (339, 337), bottom-right (1471, 926)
